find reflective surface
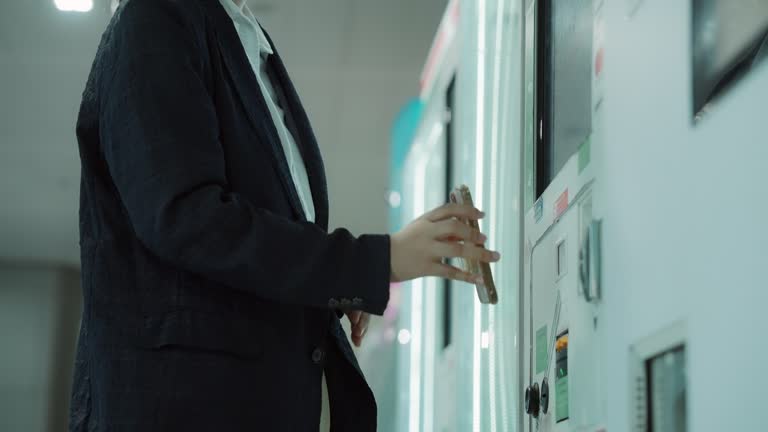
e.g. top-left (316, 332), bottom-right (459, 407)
top-left (648, 347), bottom-right (687, 432)
top-left (692, 0), bottom-right (768, 115)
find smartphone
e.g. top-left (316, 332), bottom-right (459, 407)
top-left (449, 185), bottom-right (498, 305)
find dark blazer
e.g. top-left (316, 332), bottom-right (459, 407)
top-left (69, 0), bottom-right (390, 430)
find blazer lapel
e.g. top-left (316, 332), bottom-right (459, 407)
top-left (260, 30), bottom-right (330, 231)
top-left (204, 1), bottom-right (306, 221)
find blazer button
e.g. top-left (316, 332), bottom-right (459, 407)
top-left (328, 298), bottom-right (340, 308)
top-left (311, 348), bottom-right (326, 365)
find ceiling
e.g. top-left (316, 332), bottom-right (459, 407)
top-left (0, 0), bottom-right (446, 265)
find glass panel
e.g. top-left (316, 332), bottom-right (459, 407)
top-left (692, 0), bottom-right (768, 116)
top-left (535, 0), bottom-right (593, 197)
top-left (548, 0), bottom-right (593, 178)
top-left (523, 2), bottom-right (537, 209)
top-left (647, 346), bottom-right (687, 432)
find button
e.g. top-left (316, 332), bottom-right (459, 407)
top-left (311, 348), bottom-right (325, 365)
top-left (524, 382), bottom-right (540, 418)
top-left (328, 298), bottom-right (339, 308)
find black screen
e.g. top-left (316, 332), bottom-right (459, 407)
top-left (536, 0), bottom-right (593, 197)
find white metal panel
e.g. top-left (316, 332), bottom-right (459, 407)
top-left (598, 0), bottom-right (768, 431)
top-left (400, 0), bottom-right (768, 430)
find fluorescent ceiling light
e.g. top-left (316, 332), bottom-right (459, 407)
top-left (54, 0), bottom-right (93, 12)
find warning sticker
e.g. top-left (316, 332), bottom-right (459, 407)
top-left (554, 189), bottom-right (569, 219)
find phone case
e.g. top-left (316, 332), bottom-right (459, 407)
top-left (449, 185), bottom-right (498, 305)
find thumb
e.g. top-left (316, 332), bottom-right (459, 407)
top-left (346, 310), bottom-right (362, 326)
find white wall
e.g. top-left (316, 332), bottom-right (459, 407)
top-left (0, 265), bottom-right (81, 432)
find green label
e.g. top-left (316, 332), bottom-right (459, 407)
top-left (578, 136), bottom-right (592, 173)
top-left (556, 376), bottom-right (569, 422)
top-left (536, 326), bottom-right (548, 374)
top-left (534, 198), bottom-right (543, 222)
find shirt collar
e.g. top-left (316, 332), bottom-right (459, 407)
top-left (218, 0), bottom-right (274, 57)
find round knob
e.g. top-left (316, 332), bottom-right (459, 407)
top-left (540, 378), bottom-right (550, 415)
top-left (524, 382), bottom-right (541, 418)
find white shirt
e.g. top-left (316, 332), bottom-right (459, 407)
top-left (219, 0), bottom-right (316, 223)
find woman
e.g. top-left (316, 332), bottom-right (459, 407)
top-left (70, 0), bottom-right (500, 430)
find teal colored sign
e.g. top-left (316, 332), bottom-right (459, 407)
top-left (556, 375), bottom-right (569, 422)
top-left (534, 198), bottom-right (544, 223)
top-left (578, 136), bottom-right (591, 174)
top-left (536, 326), bottom-right (548, 374)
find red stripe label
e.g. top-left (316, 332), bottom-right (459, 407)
top-left (554, 189), bottom-right (569, 218)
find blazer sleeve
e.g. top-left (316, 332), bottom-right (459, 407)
top-left (98, 0), bottom-right (390, 315)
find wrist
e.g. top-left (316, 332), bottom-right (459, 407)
top-left (389, 232), bottom-right (402, 282)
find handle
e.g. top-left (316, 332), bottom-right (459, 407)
top-left (579, 220), bottom-right (602, 303)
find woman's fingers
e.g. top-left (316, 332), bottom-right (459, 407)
top-left (433, 219), bottom-right (486, 244)
top-left (423, 203), bottom-right (484, 222)
top-left (389, 202), bottom-right (497, 283)
top-left (346, 310), bottom-right (362, 326)
top-left (351, 312), bottom-right (371, 347)
top-left (435, 241), bottom-right (500, 263)
top-left (354, 313), bottom-right (370, 336)
top-left (431, 263), bottom-right (483, 284)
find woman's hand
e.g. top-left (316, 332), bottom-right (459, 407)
top-left (346, 310), bottom-right (370, 347)
top-left (390, 203), bottom-right (500, 284)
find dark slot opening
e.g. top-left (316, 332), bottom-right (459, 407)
top-left (535, 0), bottom-right (553, 198)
